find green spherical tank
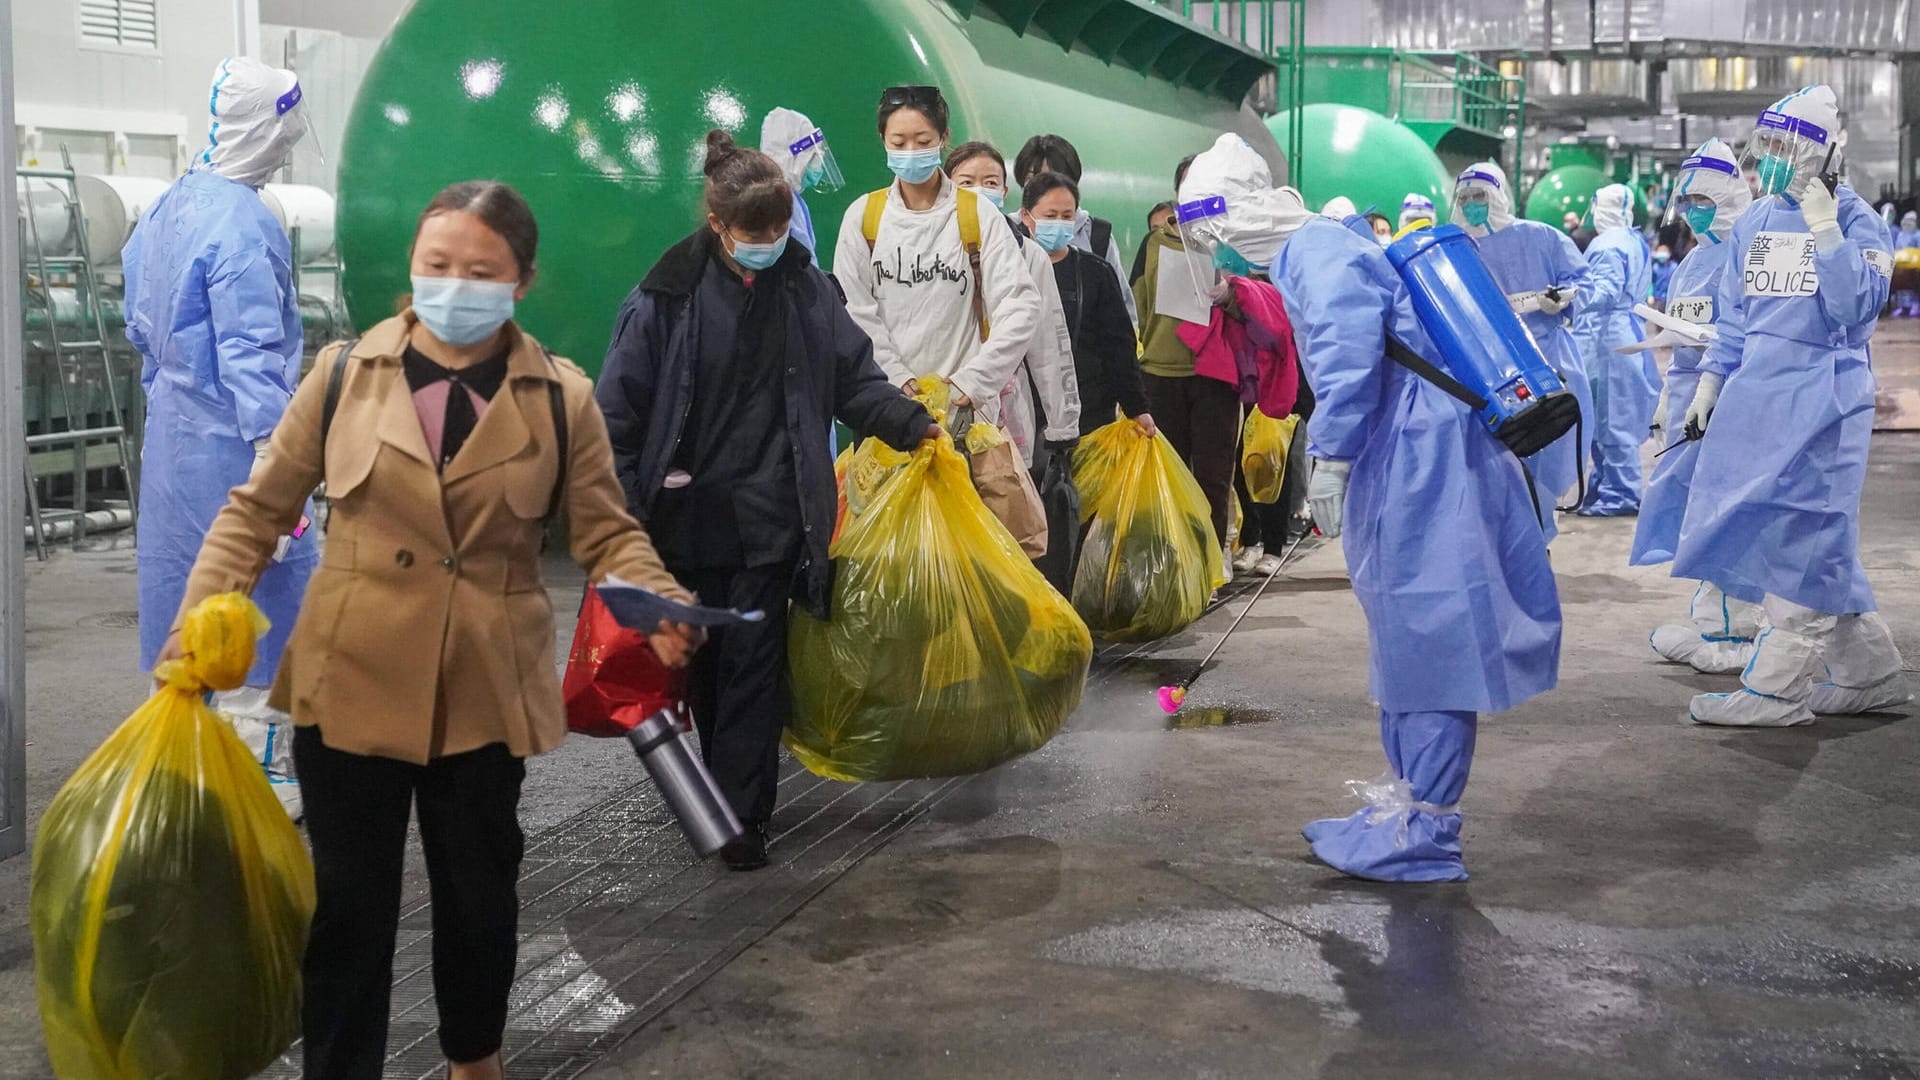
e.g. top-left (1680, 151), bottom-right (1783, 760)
top-left (1272, 104), bottom-right (1451, 224)
top-left (338, 0), bottom-right (1282, 375)
top-left (1523, 164), bottom-right (1649, 228)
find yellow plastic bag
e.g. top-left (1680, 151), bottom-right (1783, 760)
top-left (32, 593), bottom-right (315, 1080)
top-left (1896, 246), bottom-right (1920, 271)
top-left (1072, 420), bottom-right (1229, 642)
top-left (1241, 408), bottom-right (1298, 505)
top-left (789, 435), bottom-right (1092, 781)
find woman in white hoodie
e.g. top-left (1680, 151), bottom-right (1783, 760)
top-left (833, 85), bottom-right (1040, 420)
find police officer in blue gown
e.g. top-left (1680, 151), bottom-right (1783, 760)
top-left (1676, 86), bottom-right (1912, 726)
top-left (1630, 138), bottom-right (1765, 676)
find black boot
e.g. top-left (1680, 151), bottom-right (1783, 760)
top-left (720, 822), bottom-right (770, 871)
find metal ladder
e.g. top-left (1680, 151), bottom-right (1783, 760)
top-left (18, 147), bottom-right (139, 559)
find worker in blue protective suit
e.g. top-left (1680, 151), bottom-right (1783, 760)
top-left (1630, 138), bottom-right (1765, 675)
top-left (760, 106), bottom-right (844, 266)
top-left (1674, 85), bottom-right (1912, 726)
top-left (124, 56), bottom-right (315, 818)
top-left (1398, 192), bottom-right (1436, 231)
top-left (1451, 161), bottom-right (1592, 539)
top-left (1571, 183), bottom-right (1654, 515)
top-left (1175, 136), bottom-right (1560, 882)
top-left (1893, 211), bottom-right (1920, 317)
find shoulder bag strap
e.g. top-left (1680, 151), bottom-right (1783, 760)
top-left (320, 337), bottom-right (361, 454)
top-left (956, 186), bottom-right (990, 342)
top-left (861, 188), bottom-right (890, 252)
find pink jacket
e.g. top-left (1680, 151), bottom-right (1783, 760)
top-left (1175, 275), bottom-right (1300, 419)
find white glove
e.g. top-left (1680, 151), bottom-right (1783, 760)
top-left (1537, 287), bottom-right (1573, 316)
top-left (1684, 371), bottom-right (1725, 441)
top-left (249, 438), bottom-right (271, 480)
top-left (1307, 458), bottom-right (1352, 540)
top-left (1798, 180), bottom-right (1842, 252)
top-left (1650, 382), bottom-right (1670, 433)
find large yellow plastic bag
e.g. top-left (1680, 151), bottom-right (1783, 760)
top-left (789, 435), bottom-right (1092, 780)
top-left (32, 593), bottom-right (316, 1080)
top-left (1072, 420), bottom-right (1229, 642)
top-left (1242, 408), bottom-right (1299, 505)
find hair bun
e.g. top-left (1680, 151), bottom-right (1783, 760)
top-left (703, 129), bottom-right (740, 177)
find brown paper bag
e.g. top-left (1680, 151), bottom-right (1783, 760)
top-left (961, 423), bottom-right (1049, 558)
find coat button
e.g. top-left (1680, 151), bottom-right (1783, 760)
top-left (439, 556), bottom-right (457, 574)
top-left (395, 549), bottom-right (414, 568)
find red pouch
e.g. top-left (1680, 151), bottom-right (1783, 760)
top-left (563, 585), bottom-right (688, 737)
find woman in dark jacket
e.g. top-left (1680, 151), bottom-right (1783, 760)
top-left (1021, 172), bottom-right (1154, 439)
top-left (597, 130), bottom-right (936, 871)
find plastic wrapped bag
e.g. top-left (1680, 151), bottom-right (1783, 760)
top-left (1072, 420), bottom-right (1228, 642)
top-left (564, 584), bottom-right (688, 737)
top-left (1242, 408), bottom-right (1299, 505)
top-left (789, 435), bottom-right (1092, 781)
top-left (32, 593), bottom-right (315, 1080)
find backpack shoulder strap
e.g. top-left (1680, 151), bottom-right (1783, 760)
top-left (320, 337), bottom-right (360, 453)
top-left (1383, 336), bottom-right (1487, 412)
top-left (1091, 215), bottom-right (1113, 259)
top-left (861, 188), bottom-right (890, 252)
top-left (956, 186), bottom-right (990, 343)
top-left (542, 348), bottom-right (570, 522)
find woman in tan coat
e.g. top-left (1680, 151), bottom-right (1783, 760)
top-left (158, 180), bottom-right (699, 1080)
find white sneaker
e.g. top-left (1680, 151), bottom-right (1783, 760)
top-left (1233, 543), bottom-right (1264, 574)
top-left (1689, 689), bottom-right (1813, 727)
top-left (1809, 673), bottom-right (1912, 716)
top-left (1253, 553), bottom-right (1285, 576)
top-left (1650, 626), bottom-right (1755, 675)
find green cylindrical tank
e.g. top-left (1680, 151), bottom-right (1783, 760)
top-left (1273, 104), bottom-right (1451, 224)
top-left (1524, 164), bottom-right (1650, 228)
top-left (337, 0), bottom-right (1282, 375)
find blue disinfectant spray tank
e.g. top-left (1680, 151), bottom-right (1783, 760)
top-left (1385, 224), bottom-right (1581, 458)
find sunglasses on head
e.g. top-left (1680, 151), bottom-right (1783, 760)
top-left (880, 85), bottom-right (942, 110)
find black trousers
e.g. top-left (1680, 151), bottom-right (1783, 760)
top-left (293, 726), bottom-right (526, 1078)
top-left (676, 561), bottom-right (796, 825)
top-left (1142, 373), bottom-right (1242, 544)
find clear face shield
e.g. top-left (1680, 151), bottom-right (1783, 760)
top-left (1739, 109), bottom-right (1835, 198)
top-left (1155, 194), bottom-right (1231, 325)
top-left (1661, 153), bottom-right (1739, 240)
top-left (787, 128), bottom-right (844, 194)
top-left (1454, 184), bottom-right (1493, 231)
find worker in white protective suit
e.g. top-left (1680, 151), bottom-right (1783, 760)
top-left (1398, 193), bottom-right (1437, 231)
top-left (1675, 85), bottom-right (1911, 726)
top-left (760, 106), bottom-right (845, 266)
top-left (1321, 196), bottom-right (1358, 221)
top-left (125, 56), bottom-right (317, 820)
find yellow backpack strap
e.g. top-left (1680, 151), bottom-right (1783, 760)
top-left (861, 187), bottom-right (890, 252)
top-left (956, 186), bottom-right (990, 343)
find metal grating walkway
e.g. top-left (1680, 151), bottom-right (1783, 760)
top-left (258, 567), bottom-right (1282, 1077)
top-left (259, 762), bottom-right (966, 1079)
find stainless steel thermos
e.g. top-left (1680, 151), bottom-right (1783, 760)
top-left (625, 708), bottom-right (744, 856)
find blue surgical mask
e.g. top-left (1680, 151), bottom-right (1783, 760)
top-left (1756, 154), bottom-right (1795, 196)
top-left (964, 185), bottom-right (1005, 210)
top-left (1684, 204), bottom-right (1717, 239)
top-left (1212, 244), bottom-right (1257, 276)
top-left (887, 147), bottom-right (942, 184)
top-left (1032, 219), bottom-right (1074, 253)
top-left (411, 276), bottom-right (516, 347)
top-left (801, 157), bottom-right (827, 191)
top-left (729, 231), bottom-right (788, 272)
top-left (1462, 202), bottom-right (1491, 228)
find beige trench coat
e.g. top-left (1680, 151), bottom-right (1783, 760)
top-left (176, 314), bottom-right (689, 763)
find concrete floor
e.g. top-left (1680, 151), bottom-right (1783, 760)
top-left (0, 373), bottom-right (1916, 1078)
